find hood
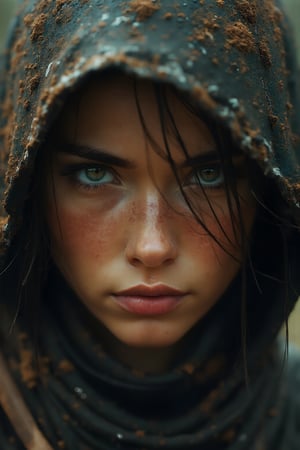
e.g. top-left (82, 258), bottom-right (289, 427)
top-left (0, 0), bottom-right (299, 255)
top-left (0, 3), bottom-right (300, 448)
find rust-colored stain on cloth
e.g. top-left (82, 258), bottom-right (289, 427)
top-left (225, 21), bottom-right (256, 53)
top-left (126, 0), bottom-right (160, 22)
top-left (35, 0), bottom-right (52, 13)
top-left (25, 13), bottom-right (47, 41)
top-left (19, 347), bottom-right (38, 389)
top-left (220, 428), bottom-right (237, 444)
top-left (163, 12), bottom-right (173, 20)
top-left (190, 7), bottom-right (221, 43)
top-left (135, 430), bottom-right (145, 438)
top-left (55, 6), bottom-right (73, 24)
top-left (56, 359), bottom-right (75, 374)
top-left (52, 0), bottom-right (73, 15)
top-left (258, 39), bottom-right (272, 68)
top-left (235, 0), bottom-right (257, 24)
top-left (28, 74), bottom-right (41, 93)
top-left (7, 332), bottom-right (51, 389)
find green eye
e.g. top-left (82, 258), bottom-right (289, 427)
top-left (77, 167), bottom-right (115, 186)
top-left (199, 167), bottom-right (222, 183)
top-left (84, 168), bottom-right (108, 182)
top-left (189, 165), bottom-right (224, 188)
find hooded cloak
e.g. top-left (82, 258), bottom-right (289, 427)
top-left (0, 1), bottom-right (300, 449)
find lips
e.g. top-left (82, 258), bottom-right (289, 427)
top-left (113, 284), bottom-right (186, 316)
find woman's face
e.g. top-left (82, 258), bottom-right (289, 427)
top-left (46, 73), bottom-right (255, 350)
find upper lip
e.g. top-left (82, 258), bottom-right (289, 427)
top-left (114, 284), bottom-right (186, 297)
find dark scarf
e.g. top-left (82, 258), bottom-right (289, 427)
top-left (0, 258), bottom-right (291, 450)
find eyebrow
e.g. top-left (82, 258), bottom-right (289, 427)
top-left (182, 149), bottom-right (243, 167)
top-left (181, 151), bottom-right (222, 167)
top-left (57, 144), bottom-right (136, 169)
top-left (56, 143), bottom-right (240, 169)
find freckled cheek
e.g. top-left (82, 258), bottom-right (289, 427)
top-left (47, 198), bottom-right (127, 261)
top-left (183, 212), bottom-right (243, 264)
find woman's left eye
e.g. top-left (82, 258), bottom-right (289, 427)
top-left (186, 165), bottom-right (224, 189)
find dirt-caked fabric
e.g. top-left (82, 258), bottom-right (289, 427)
top-left (0, 1), bottom-right (300, 449)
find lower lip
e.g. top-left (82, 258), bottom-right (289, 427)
top-left (113, 295), bottom-right (184, 316)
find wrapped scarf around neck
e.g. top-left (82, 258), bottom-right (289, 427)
top-left (0, 261), bottom-right (291, 450)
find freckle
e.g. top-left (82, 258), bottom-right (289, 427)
top-left (129, 202), bottom-right (138, 223)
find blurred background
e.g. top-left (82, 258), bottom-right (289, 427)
top-left (0, 0), bottom-right (299, 346)
top-left (0, 0), bottom-right (17, 46)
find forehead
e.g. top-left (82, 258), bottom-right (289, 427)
top-left (55, 72), bottom-right (217, 159)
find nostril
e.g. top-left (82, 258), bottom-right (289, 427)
top-left (125, 229), bottom-right (178, 268)
top-left (129, 254), bottom-right (175, 268)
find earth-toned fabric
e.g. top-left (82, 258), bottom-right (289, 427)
top-left (0, 1), bottom-right (300, 449)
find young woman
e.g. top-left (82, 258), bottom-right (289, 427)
top-left (0, 1), bottom-right (299, 449)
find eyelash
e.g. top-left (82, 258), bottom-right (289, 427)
top-left (60, 163), bottom-right (119, 191)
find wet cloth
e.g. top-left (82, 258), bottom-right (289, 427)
top-left (0, 0), bottom-right (300, 449)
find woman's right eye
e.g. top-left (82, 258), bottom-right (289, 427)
top-left (76, 167), bottom-right (115, 186)
top-left (60, 164), bottom-right (119, 190)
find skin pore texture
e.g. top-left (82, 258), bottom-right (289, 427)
top-left (45, 73), bottom-right (256, 373)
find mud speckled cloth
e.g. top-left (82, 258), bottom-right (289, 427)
top-left (0, 1), bottom-right (300, 449)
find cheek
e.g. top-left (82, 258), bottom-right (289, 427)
top-left (184, 204), bottom-right (253, 271)
top-left (185, 211), bottom-right (236, 250)
top-left (47, 200), bottom-right (122, 262)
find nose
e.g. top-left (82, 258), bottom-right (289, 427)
top-left (125, 192), bottom-right (178, 268)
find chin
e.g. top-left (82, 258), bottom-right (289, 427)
top-left (111, 323), bottom-right (187, 348)
top-left (120, 337), bottom-right (179, 349)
